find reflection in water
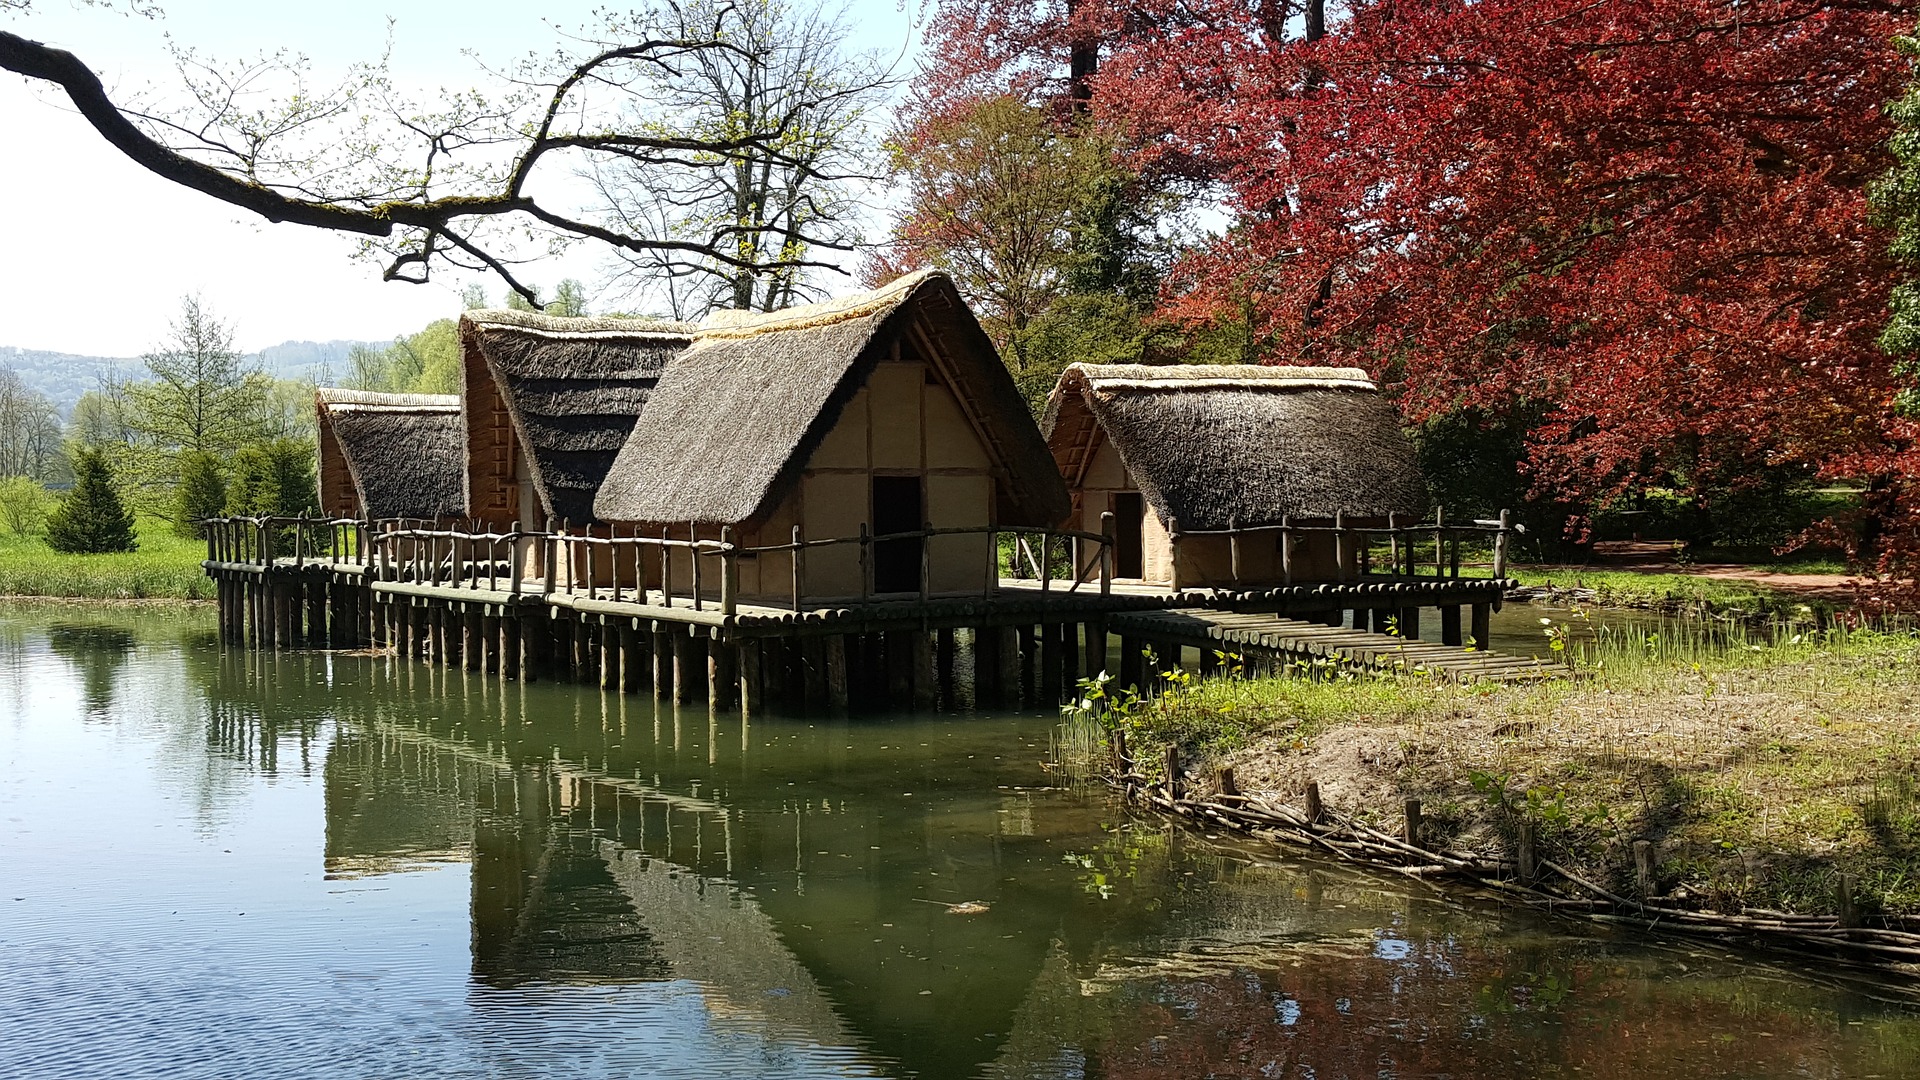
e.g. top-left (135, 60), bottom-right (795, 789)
top-left (46, 621), bottom-right (135, 716)
top-left (3, 605), bottom-right (1919, 1080)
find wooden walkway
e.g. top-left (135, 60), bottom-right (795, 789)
top-left (1108, 608), bottom-right (1563, 683)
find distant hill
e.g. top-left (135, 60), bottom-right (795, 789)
top-left (0, 339), bottom-right (374, 413)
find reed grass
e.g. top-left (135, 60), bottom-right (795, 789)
top-left (0, 518), bottom-right (213, 601)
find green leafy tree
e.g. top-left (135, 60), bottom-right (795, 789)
top-left (173, 451), bottom-right (228, 539)
top-left (0, 476), bottom-right (53, 537)
top-left (124, 296), bottom-right (271, 455)
top-left (1875, 24), bottom-right (1920, 417)
top-left (227, 438), bottom-right (318, 519)
top-left (44, 448), bottom-right (137, 554)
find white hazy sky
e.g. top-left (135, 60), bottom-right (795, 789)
top-left (0, 1), bottom-right (918, 356)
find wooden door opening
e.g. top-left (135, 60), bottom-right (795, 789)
top-left (1112, 491), bottom-right (1144, 579)
top-left (871, 475), bottom-right (924, 593)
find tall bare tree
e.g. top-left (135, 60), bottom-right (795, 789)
top-left (589, 0), bottom-right (895, 315)
top-left (0, 365), bottom-right (61, 480)
top-left (1, 1), bottom-right (891, 308)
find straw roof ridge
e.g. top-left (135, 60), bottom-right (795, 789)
top-left (462, 307), bottom-right (697, 339)
top-left (691, 268), bottom-right (945, 341)
top-left (1070, 362), bottom-right (1376, 391)
top-left (315, 387), bottom-right (461, 411)
top-left (1045, 364), bottom-right (1427, 529)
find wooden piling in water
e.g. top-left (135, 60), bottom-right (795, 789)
top-left (1471, 602), bottom-right (1492, 650)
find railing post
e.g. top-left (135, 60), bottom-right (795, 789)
top-left (860, 523), bottom-right (871, 605)
top-left (543, 532), bottom-right (558, 597)
top-left (660, 526), bottom-right (673, 607)
top-left (1228, 514), bottom-right (1240, 586)
top-left (698, 518), bottom-right (714, 611)
top-left (1280, 514), bottom-right (1294, 586)
top-left (1494, 509), bottom-right (1512, 579)
top-left (720, 525), bottom-right (737, 618)
top-left (1100, 511), bottom-right (1114, 596)
top-left (791, 524), bottom-right (803, 611)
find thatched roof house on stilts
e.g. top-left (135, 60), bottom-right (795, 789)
top-left (315, 389), bottom-right (467, 521)
top-left (451, 270), bottom-right (1068, 603)
top-left (1043, 364), bottom-right (1429, 590)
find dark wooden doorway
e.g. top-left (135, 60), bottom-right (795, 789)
top-left (1112, 492), bottom-right (1144, 579)
top-left (871, 475), bottom-right (924, 593)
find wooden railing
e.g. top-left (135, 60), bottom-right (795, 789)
top-left (1168, 507), bottom-right (1524, 586)
top-left (203, 514), bottom-right (1117, 616)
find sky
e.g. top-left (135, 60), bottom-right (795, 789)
top-left (0, 1), bottom-right (920, 356)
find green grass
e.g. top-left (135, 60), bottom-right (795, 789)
top-left (0, 517), bottom-right (213, 600)
top-left (1089, 623), bottom-right (1920, 917)
top-left (1507, 566), bottom-right (1835, 616)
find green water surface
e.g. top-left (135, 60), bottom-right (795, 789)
top-left (1, 604), bottom-right (1915, 1079)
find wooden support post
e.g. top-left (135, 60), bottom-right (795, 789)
top-left (1398, 606), bottom-right (1420, 640)
top-left (1634, 839), bottom-right (1657, 899)
top-left (1440, 605), bottom-right (1463, 647)
top-left (1057, 620), bottom-right (1078, 693)
top-left (601, 619), bottom-right (620, 691)
top-left (1280, 514), bottom-right (1294, 585)
top-left (675, 630), bottom-right (705, 704)
top-left (1217, 767), bottom-right (1240, 797)
top-left (653, 628), bottom-right (675, 699)
top-left (739, 639), bottom-right (764, 715)
top-left (1119, 634), bottom-right (1143, 692)
top-left (1038, 623), bottom-right (1062, 705)
top-left (465, 608), bottom-right (484, 672)
top-left (911, 632), bottom-right (936, 711)
top-left (885, 630), bottom-right (913, 709)
top-left (1837, 873), bottom-right (1861, 928)
top-left (1084, 618), bottom-right (1108, 681)
top-left (620, 624), bottom-right (643, 693)
top-left (995, 626), bottom-right (1021, 708)
top-left (1199, 647), bottom-right (1219, 677)
top-left (1304, 780), bottom-right (1324, 824)
top-left (935, 628), bottom-right (956, 707)
top-left (801, 635), bottom-right (827, 711)
top-left (969, 628), bottom-right (998, 707)
top-left (709, 635), bottom-right (738, 708)
top-left (521, 614), bottom-right (552, 683)
top-left (1017, 624), bottom-right (1037, 705)
top-left (482, 614), bottom-right (502, 674)
top-left (826, 634), bottom-right (850, 714)
top-left (1516, 819), bottom-right (1537, 883)
top-left (1164, 745), bottom-right (1183, 800)
top-left (306, 581), bottom-right (326, 646)
top-left (503, 617), bottom-right (521, 680)
top-left (1470, 603), bottom-right (1492, 651)
top-left (1404, 798), bottom-right (1424, 848)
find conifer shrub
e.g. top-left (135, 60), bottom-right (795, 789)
top-left (173, 451), bottom-right (228, 539)
top-left (45, 448), bottom-right (138, 554)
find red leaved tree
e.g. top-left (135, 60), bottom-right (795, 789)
top-left (915, 0), bottom-right (1920, 586)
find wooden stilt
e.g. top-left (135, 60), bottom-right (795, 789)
top-left (620, 624), bottom-right (643, 693)
top-left (1084, 618), bottom-right (1108, 681)
top-left (801, 636), bottom-right (827, 710)
top-left (1470, 602), bottom-right (1492, 651)
top-left (503, 617), bottom-right (522, 680)
top-left (600, 619), bottom-right (620, 691)
top-left (1039, 623), bottom-right (1062, 705)
top-left (970, 627), bottom-right (999, 708)
top-left (1017, 624), bottom-right (1038, 706)
top-left (995, 626), bottom-right (1021, 708)
top-left (885, 630), bottom-right (914, 709)
top-left (465, 608), bottom-right (484, 671)
top-left (675, 630), bottom-right (704, 704)
top-left (738, 638), bottom-right (764, 715)
top-left (709, 636), bottom-right (738, 708)
top-left (826, 634), bottom-right (850, 714)
top-left (1398, 606), bottom-right (1421, 640)
top-left (653, 628), bottom-right (675, 700)
top-left (1119, 634), bottom-right (1143, 692)
top-left (1440, 604), bottom-right (1463, 647)
top-left (935, 628), bottom-right (956, 708)
top-left (911, 631), bottom-right (935, 711)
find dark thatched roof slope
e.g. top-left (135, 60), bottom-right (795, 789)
top-left (593, 270), bottom-right (1068, 528)
top-left (459, 309), bottom-right (695, 524)
top-left (1043, 364), bottom-right (1428, 529)
top-left (316, 389), bottom-right (466, 519)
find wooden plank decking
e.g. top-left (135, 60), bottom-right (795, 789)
top-left (1108, 607), bottom-right (1563, 683)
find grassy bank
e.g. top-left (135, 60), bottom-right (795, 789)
top-left (1082, 622), bottom-right (1920, 919)
top-left (0, 518), bottom-right (212, 601)
top-left (1506, 565), bottom-right (1837, 617)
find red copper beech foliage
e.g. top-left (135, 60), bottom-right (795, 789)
top-left (917, 0), bottom-right (1920, 592)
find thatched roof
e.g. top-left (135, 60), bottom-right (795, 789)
top-left (592, 270), bottom-right (1069, 527)
top-left (459, 309), bottom-right (695, 524)
top-left (315, 389), bottom-right (466, 519)
top-left (1044, 363), bottom-right (1428, 528)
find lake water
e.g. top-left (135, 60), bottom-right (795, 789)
top-left (3, 604), bottom-right (1916, 1079)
